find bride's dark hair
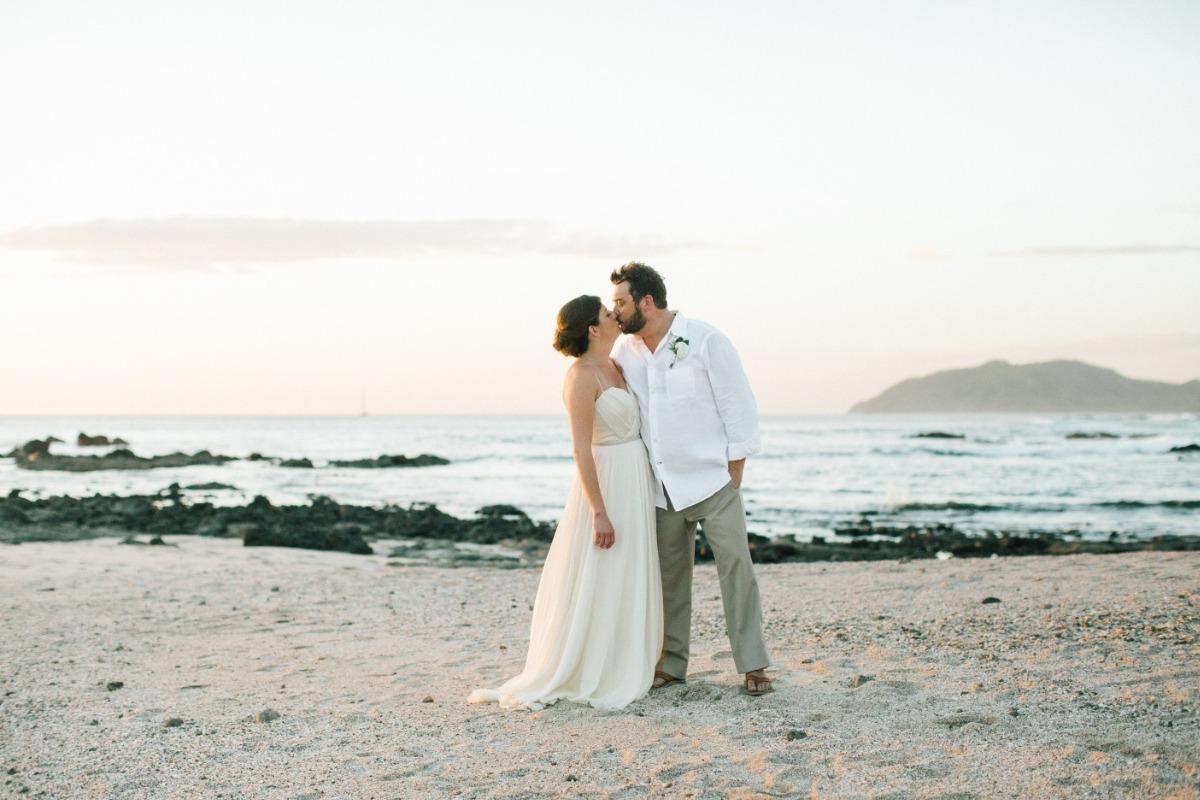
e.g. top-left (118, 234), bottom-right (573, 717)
top-left (553, 295), bottom-right (602, 357)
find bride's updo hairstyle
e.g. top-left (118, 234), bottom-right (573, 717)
top-left (553, 295), bottom-right (602, 357)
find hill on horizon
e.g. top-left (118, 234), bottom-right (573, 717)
top-left (849, 359), bottom-right (1200, 413)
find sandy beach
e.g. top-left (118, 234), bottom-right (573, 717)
top-left (1, 538), bottom-right (1197, 799)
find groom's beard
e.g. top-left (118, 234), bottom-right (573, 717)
top-left (620, 306), bottom-right (646, 334)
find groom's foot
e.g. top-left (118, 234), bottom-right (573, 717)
top-left (743, 669), bottom-right (773, 696)
top-left (651, 670), bottom-right (684, 689)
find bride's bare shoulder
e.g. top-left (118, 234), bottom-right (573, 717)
top-left (563, 362), bottom-right (599, 396)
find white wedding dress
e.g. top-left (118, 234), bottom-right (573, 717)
top-left (468, 383), bottom-right (663, 711)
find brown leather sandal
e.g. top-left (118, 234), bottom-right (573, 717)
top-left (651, 670), bottom-right (684, 689)
top-left (744, 670), bottom-right (774, 696)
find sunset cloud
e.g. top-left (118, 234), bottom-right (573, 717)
top-left (990, 243), bottom-right (1200, 258)
top-left (0, 217), bottom-right (697, 271)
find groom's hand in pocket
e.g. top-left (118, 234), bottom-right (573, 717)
top-left (728, 458), bottom-right (746, 489)
top-left (593, 511), bottom-right (615, 549)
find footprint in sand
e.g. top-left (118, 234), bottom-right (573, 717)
top-left (439, 657), bottom-right (475, 668)
top-left (873, 679), bottom-right (921, 695)
top-left (674, 683), bottom-right (721, 704)
top-left (934, 712), bottom-right (997, 729)
top-left (654, 760), bottom-right (708, 782)
top-left (769, 747), bottom-right (812, 767)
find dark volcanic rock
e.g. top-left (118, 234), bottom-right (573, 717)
top-left (1066, 432), bottom-right (1120, 440)
top-left (0, 505), bottom-right (30, 525)
top-left (728, 522), bottom-right (1200, 564)
top-left (184, 482), bottom-right (238, 491)
top-left (477, 505), bottom-right (528, 519)
top-left (6, 436), bottom-right (67, 457)
top-left (329, 454), bottom-right (449, 468)
top-left (1169, 443), bottom-right (1200, 453)
top-left (0, 484), bottom-right (555, 553)
top-left (242, 525), bottom-right (372, 555)
top-left (910, 431), bottom-right (966, 439)
top-left (2, 488), bottom-right (1196, 563)
top-left (5, 439), bottom-right (54, 459)
top-left (13, 441), bottom-right (236, 472)
top-left (278, 458), bottom-right (314, 469)
top-left (78, 433), bottom-right (129, 447)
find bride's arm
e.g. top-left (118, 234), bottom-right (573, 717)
top-left (563, 369), bottom-right (615, 549)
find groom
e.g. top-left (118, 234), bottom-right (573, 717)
top-left (609, 262), bottom-right (773, 696)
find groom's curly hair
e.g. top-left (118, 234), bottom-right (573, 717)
top-left (610, 262), bottom-right (667, 309)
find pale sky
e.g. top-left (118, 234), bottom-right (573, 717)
top-left (1, 0), bottom-right (1198, 414)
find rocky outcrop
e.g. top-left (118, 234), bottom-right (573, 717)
top-left (329, 454), bottom-right (450, 468)
top-left (242, 525), bottom-right (372, 555)
top-left (78, 433), bottom-right (129, 446)
top-left (3, 488), bottom-right (1195, 563)
top-left (5, 440), bottom-right (452, 473)
top-left (721, 522), bottom-right (1200, 563)
top-left (0, 487), bottom-right (554, 555)
top-left (12, 442), bottom-right (236, 471)
top-left (278, 458), bottom-right (314, 469)
top-left (5, 439), bottom-right (54, 459)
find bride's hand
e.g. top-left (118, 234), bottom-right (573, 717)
top-left (593, 512), bottom-right (615, 549)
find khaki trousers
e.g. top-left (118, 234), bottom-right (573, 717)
top-left (656, 481), bottom-right (770, 677)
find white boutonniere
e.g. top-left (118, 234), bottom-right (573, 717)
top-left (668, 335), bottom-right (690, 368)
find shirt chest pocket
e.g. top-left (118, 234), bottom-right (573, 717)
top-left (665, 366), bottom-right (696, 400)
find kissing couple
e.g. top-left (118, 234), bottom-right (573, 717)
top-left (468, 262), bottom-right (772, 711)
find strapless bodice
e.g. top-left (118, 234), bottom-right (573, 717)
top-left (592, 387), bottom-right (641, 445)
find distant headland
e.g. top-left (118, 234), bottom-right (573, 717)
top-left (850, 360), bottom-right (1200, 413)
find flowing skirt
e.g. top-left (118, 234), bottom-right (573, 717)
top-left (467, 438), bottom-right (663, 711)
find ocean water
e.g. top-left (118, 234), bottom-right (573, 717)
top-left (1, 414), bottom-right (1198, 541)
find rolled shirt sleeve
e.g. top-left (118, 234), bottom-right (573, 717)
top-left (705, 331), bottom-right (761, 461)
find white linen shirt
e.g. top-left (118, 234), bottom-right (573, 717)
top-left (611, 312), bottom-right (762, 511)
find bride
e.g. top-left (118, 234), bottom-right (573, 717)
top-left (467, 295), bottom-right (664, 711)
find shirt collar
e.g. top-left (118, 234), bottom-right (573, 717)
top-left (666, 311), bottom-right (688, 341)
top-left (643, 311), bottom-right (687, 359)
